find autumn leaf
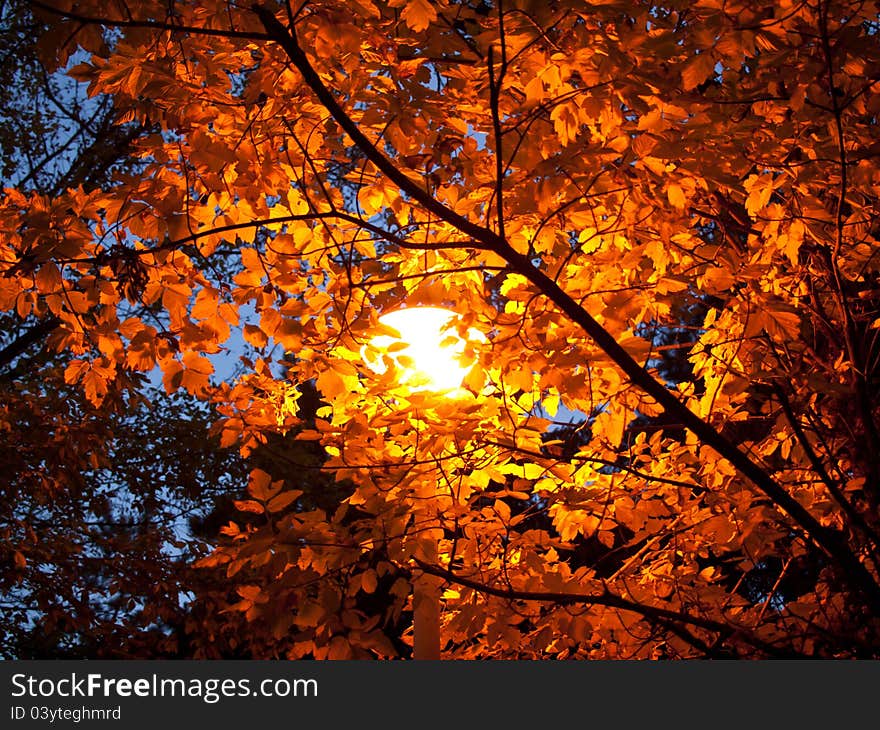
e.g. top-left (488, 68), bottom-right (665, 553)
top-left (744, 173), bottom-right (776, 217)
top-left (397, 0), bottom-right (437, 32)
top-left (667, 183), bottom-right (687, 210)
top-left (267, 489), bottom-right (302, 512)
top-left (681, 52), bottom-right (716, 91)
top-left (248, 469), bottom-right (281, 501)
top-left (234, 500), bottom-right (265, 515)
top-left (361, 569), bottom-right (378, 594)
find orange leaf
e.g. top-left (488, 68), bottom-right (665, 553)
top-left (667, 183), bottom-right (687, 210)
top-left (398, 0), bottom-right (437, 32)
top-left (248, 469), bottom-right (281, 501)
top-left (234, 500), bottom-right (265, 515)
top-left (267, 490), bottom-right (302, 513)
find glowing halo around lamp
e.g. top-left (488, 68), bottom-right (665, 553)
top-left (363, 306), bottom-right (485, 394)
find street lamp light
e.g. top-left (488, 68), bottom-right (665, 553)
top-left (364, 306), bottom-right (484, 394)
top-left (364, 306), bottom-right (485, 659)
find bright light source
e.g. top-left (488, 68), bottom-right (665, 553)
top-left (364, 307), bottom-right (485, 393)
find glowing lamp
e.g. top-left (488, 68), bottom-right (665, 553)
top-left (364, 306), bottom-right (484, 393)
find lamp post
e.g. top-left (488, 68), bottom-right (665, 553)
top-left (364, 306), bottom-right (484, 660)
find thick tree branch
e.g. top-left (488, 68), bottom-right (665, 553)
top-left (0, 315), bottom-right (59, 371)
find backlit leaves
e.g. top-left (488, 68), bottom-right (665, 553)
top-left (3, 0), bottom-right (880, 659)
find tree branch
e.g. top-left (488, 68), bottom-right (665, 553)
top-left (818, 0), bottom-right (880, 503)
top-left (0, 315), bottom-right (60, 371)
top-left (414, 559), bottom-right (799, 658)
top-left (771, 381), bottom-right (880, 552)
top-left (31, 1), bottom-right (271, 42)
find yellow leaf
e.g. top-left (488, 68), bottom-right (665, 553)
top-left (744, 173), bottom-right (774, 216)
top-left (522, 463), bottom-right (546, 480)
top-left (593, 403), bottom-right (629, 446)
top-left (784, 219), bottom-right (805, 265)
top-left (287, 189), bottom-right (309, 215)
top-left (701, 266), bottom-right (737, 292)
top-left (542, 392), bottom-right (560, 417)
top-left (667, 183), bottom-right (687, 209)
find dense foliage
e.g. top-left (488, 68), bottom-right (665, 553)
top-left (4, 0), bottom-right (880, 658)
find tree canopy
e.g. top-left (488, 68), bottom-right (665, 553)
top-left (4, 0), bottom-right (880, 658)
